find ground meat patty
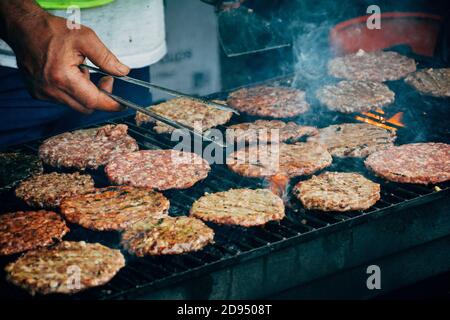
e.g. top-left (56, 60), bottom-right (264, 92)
top-left (5, 241), bottom-right (125, 295)
top-left (328, 50), bottom-right (416, 82)
top-left (0, 153), bottom-right (43, 192)
top-left (60, 186), bottom-right (170, 231)
top-left (121, 216), bottom-right (214, 256)
top-left (15, 172), bottom-right (95, 208)
top-left (135, 97), bottom-right (233, 134)
top-left (405, 68), bottom-right (450, 98)
top-left (0, 210), bottom-right (69, 256)
top-left (38, 124), bottom-right (138, 170)
top-left (105, 150), bottom-right (211, 190)
top-left (228, 120), bottom-right (318, 143)
top-left (307, 123), bottom-right (396, 158)
top-left (227, 86), bottom-right (310, 118)
top-left (226, 142), bottom-right (332, 178)
top-left (315, 80), bottom-right (395, 113)
top-left (365, 142), bottom-right (450, 184)
top-left (190, 189), bottom-right (285, 227)
top-left (293, 172), bottom-right (380, 212)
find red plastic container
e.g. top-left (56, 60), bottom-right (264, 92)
top-left (330, 12), bottom-right (443, 57)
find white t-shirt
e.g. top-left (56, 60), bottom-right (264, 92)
top-left (0, 0), bottom-right (166, 69)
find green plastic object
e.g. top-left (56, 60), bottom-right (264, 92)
top-left (36, 0), bottom-right (114, 9)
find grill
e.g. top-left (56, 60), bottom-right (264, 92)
top-left (0, 53), bottom-right (449, 299)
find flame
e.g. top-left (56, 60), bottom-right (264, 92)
top-left (266, 173), bottom-right (290, 200)
top-left (356, 111), bottom-right (405, 131)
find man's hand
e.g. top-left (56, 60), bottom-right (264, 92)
top-left (0, 0), bottom-right (130, 114)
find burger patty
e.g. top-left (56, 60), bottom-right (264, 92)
top-left (307, 123), bottom-right (396, 158)
top-left (328, 50), bottom-right (416, 82)
top-left (227, 86), bottom-right (310, 118)
top-left (365, 142), bottom-right (450, 184)
top-left (405, 68), bottom-right (450, 98)
top-left (293, 172), bottom-right (380, 212)
top-left (121, 216), bottom-right (214, 256)
top-left (105, 150), bottom-right (211, 190)
top-left (15, 172), bottom-right (95, 208)
top-left (226, 142), bottom-right (332, 178)
top-left (135, 97), bottom-right (233, 134)
top-left (0, 210), bottom-right (69, 256)
top-left (190, 188), bottom-right (285, 227)
top-left (228, 120), bottom-right (318, 143)
top-left (38, 124), bottom-right (138, 170)
top-left (61, 186), bottom-right (170, 231)
top-left (315, 80), bottom-right (395, 113)
top-left (5, 241), bottom-right (125, 295)
top-left (0, 153), bottom-right (43, 192)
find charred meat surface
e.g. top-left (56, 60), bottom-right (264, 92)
top-left (121, 216), bottom-right (214, 256)
top-left (365, 143), bottom-right (450, 185)
top-left (294, 172), bottom-right (380, 212)
top-left (0, 210), bottom-right (69, 256)
top-left (328, 50), bottom-right (416, 82)
top-left (405, 68), bottom-right (450, 98)
top-left (191, 188), bottom-right (285, 227)
top-left (38, 124), bottom-right (138, 170)
top-left (227, 86), bottom-right (310, 118)
top-left (5, 241), bottom-right (125, 295)
top-left (61, 186), bottom-right (170, 231)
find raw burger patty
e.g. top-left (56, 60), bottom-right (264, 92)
top-left (121, 216), bottom-right (214, 256)
top-left (365, 142), bottom-right (450, 184)
top-left (105, 150), bottom-right (211, 190)
top-left (227, 142), bottom-right (332, 178)
top-left (328, 50), bottom-right (416, 82)
top-left (0, 210), bottom-right (69, 256)
top-left (227, 85), bottom-right (310, 118)
top-left (135, 97), bottom-right (233, 133)
top-left (405, 68), bottom-right (450, 97)
top-left (228, 120), bottom-right (318, 143)
top-left (307, 123), bottom-right (396, 158)
top-left (0, 153), bottom-right (43, 192)
top-left (316, 80), bottom-right (395, 113)
top-left (61, 186), bottom-right (170, 231)
top-left (38, 124), bottom-right (138, 170)
top-left (294, 172), bottom-right (380, 211)
top-left (15, 172), bottom-right (95, 208)
top-left (5, 241), bottom-right (125, 295)
top-left (190, 188), bottom-right (285, 227)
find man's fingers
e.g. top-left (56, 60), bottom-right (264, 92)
top-left (98, 76), bottom-right (114, 93)
top-left (51, 89), bottom-right (93, 114)
top-left (79, 28), bottom-right (130, 76)
top-left (62, 69), bottom-right (122, 112)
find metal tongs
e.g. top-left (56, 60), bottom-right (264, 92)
top-left (80, 64), bottom-right (238, 114)
top-left (80, 64), bottom-right (232, 148)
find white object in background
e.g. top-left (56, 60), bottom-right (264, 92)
top-left (150, 0), bottom-right (221, 100)
top-left (0, 0), bottom-right (166, 69)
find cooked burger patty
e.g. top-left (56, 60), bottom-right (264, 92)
top-left (5, 241), bottom-right (125, 295)
top-left (227, 86), bottom-right (310, 118)
top-left (0, 210), bottom-right (69, 256)
top-left (307, 123), bottom-right (396, 158)
top-left (405, 68), bottom-right (450, 97)
top-left (315, 80), bottom-right (395, 113)
top-left (121, 216), bottom-right (214, 256)
top-left (328, 50), bottom-right (416, 82)
top-left (15, 172), bottom-right (95, 208)
top-left (190, 188), bottom-right (285, 227)
top-left (105, 150), bottom-right (210, 190)
top-left (227, 142), bottom-right (332, 178)
top-left (135, 97), bottom-right (233, 134)
top-left (365, 142), bottom-right (450, 184)
top-left (293, 172), bottom-right (380, 211)
top-left (61, 186), bottom-right (170, 231)
top-left (38, 124), bottom-right (138, 170)
top-left (228, 120), bottom-right (318, 143)
top-left (0, 153), bottom-right (43, 192)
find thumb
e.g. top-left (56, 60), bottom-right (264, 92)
top-left (79, 28), bottom-right (130, 76)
